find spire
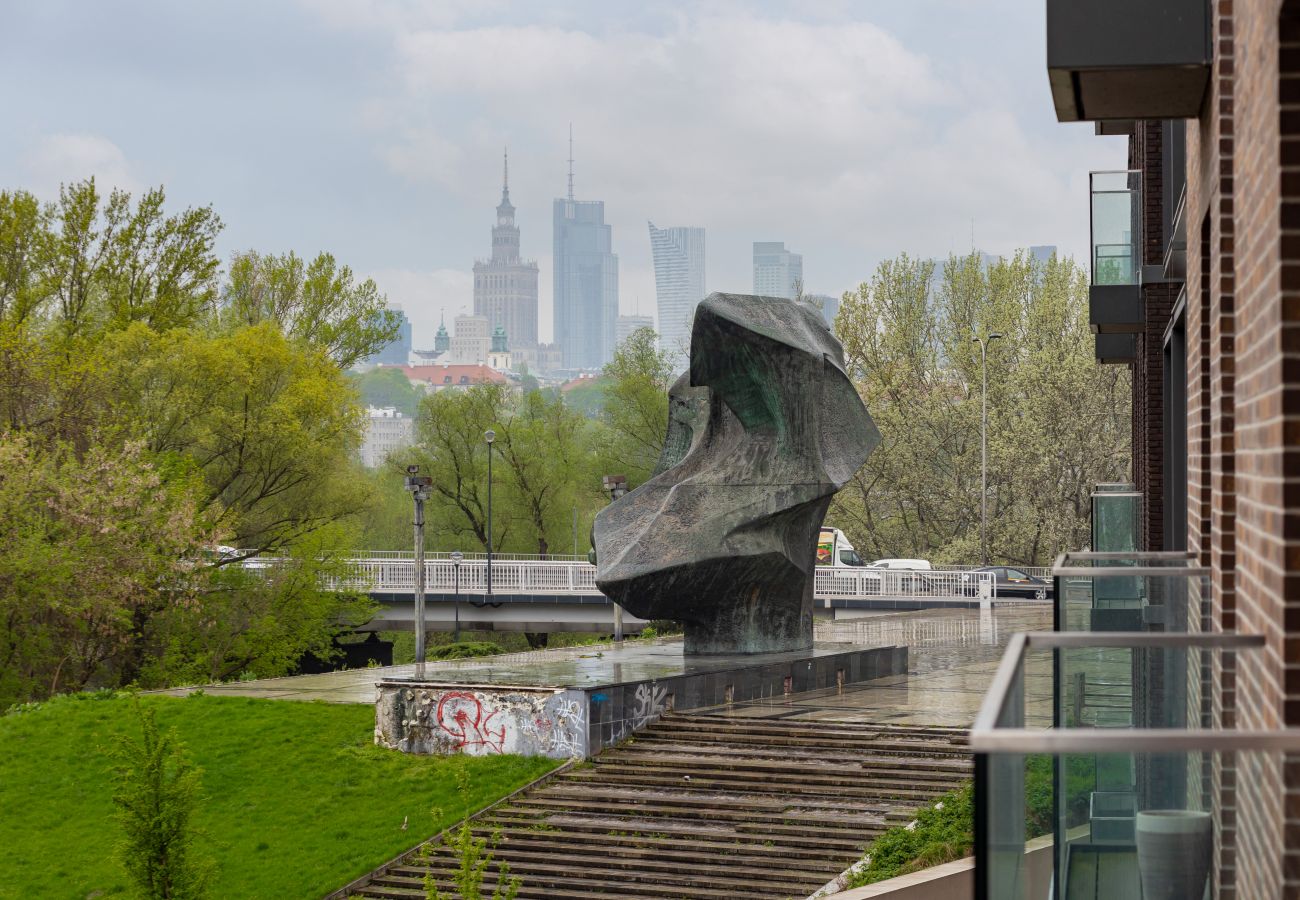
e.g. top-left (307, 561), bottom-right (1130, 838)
top-left (567, 124), bottom-right (575, 201)
top-left (502, 147), bottom-right (510, 203)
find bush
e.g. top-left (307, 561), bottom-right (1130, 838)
top-left (430, 642), bottom-right (504, 660)
top-left (845, 783), bottom-right (973, 888)
top-left (109, 699), bottom-right (214, 899)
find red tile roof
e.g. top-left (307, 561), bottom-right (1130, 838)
top-left (381, 364), bottom-right (508, 386)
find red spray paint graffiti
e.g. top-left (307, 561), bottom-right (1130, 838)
top-left (436, 692), bottom-right (506, 753)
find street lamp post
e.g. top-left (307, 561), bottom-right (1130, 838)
top-left (484, 430), bottom-right (496, 602)
top-left (971, 332), bottom-right (1003, 566)
top-left (450, 550), bottom-right (463, 643)
top-left (602, 474), bottom-right (629, 642)
top-left (404, 465), bottom-right (433, 679)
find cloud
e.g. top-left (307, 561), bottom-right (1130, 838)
top-left (22, 133), bottom-right (141, 200)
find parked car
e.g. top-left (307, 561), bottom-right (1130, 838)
top-left (964, 566), bottom-right (1052, 600)
top-left (868, 558), bottom-right (935, 593)
top-left (869, 558), bottom-right (932, 570)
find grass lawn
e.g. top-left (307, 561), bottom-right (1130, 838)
top-left (0, 692), bottom-right (558, 899)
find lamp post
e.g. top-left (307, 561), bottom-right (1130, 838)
top-left (602, 474), bottom-right (629, 642)
top-left (450, 550), bottom-right (463, 643)
top-left (484, 429), bottom-right (496, 603)
top-left (404, 465), bottom-right (433, 679)
top-left (971, 332), bottom-right (1003, 566)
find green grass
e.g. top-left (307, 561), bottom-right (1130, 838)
top-left (0, 692), bottom-right (557, 899)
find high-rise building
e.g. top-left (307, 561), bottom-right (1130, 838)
top-left (806, 293), bottom-right (840, 329)
top-left (366, 306), bottom-right (412, 367)
top-left (648, 223), bottom-right (705, 361)
top-left (753, 242), bottom-right (804, 299)
top-left (474, 151), bottom-right (540, 349)
top-left (616, 314), bottom-right (655, 348)
top-left (449, 314), bottom-right (490, 365)
top-left (553, 133), bottom-right (618, 370)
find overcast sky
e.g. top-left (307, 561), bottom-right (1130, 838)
top-left (1, 0), bottom-right (1124, 347)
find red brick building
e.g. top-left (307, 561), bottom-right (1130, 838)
top-left (977, 2), bottom-right (1300, 896)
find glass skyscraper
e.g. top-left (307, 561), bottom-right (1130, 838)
top-left (753, 241), bottom-right (803, 300)
top-left (648, 222), bottom-right (705, 365)
top-left (553, 197), bottom-right (618, 370)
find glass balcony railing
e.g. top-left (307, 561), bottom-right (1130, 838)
top-left (972, 631), bottom-right (1300, 900)
top-left (1054, 550), bottom-right (1204, 634)
top-left (1090, 171), bottom-right (1141, 287)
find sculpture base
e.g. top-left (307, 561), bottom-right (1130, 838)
top-left (374, 639), bottom-right (906, 759)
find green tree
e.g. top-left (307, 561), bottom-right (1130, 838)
top-left (494, 390), bottom-right (596, 555)
top-left (110, 700), bottom-right (214, 900)
top-left (831, 251), bottom-right (1130, 566)
top-left (0, 434), bottom-right (210, 707)
top-left (596, 327), bottom-right (673, 486)
top-left (221, 250), bottom-right (399, 370)
top-left (353, 365), bottom-right (423, 416)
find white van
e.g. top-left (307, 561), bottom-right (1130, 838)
top-left (816, 527), bottom-right (866, 567)
top-left (870, 558), bottom-right (933, 570)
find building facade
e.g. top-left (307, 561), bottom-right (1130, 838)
top-left (360, 406), bottom-right (414, 468)
top-left (473, 152), bottom-right (539, 350)
top-left (975, 4), bottom-right (1300, 897)
top-left (449, 314), bottom-right (489, 365)
top-left (753, 241), bottom-right (803, 300)
top-left (554, 194), bottom-right (618, 371)
top-left (366, 307), bottom-right (412, 367)
top-left (615, 314), bottom-right (655, 349)
top-left (648, 222), bottom-right (705, 361)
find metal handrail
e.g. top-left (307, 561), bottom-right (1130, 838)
top-left (1051, 549), bottom-right (1208, 578)
top-left (968, 631), bottom-right (1300, 752)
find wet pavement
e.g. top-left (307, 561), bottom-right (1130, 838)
top-left (160, 605), bottom-right (1053, 728)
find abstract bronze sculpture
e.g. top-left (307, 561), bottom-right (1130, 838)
top-left (594, 293), bottom-right (879, 654)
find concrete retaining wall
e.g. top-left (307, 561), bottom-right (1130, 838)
top-left (375, 643), bottom-right (908, 759)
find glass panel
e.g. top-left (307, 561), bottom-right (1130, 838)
top-left (1090, 172), bottom-right (1141, 287)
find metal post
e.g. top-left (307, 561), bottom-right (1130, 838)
top-left (602, 474), bottom-right (629, 642)
top-left (972, 333), bottom-right (1002, 566)
top-left (404, 466), bottom-right (433, 680)
top-left (485, 430), bottom-right (495, 600)
top-left (451, 550), bottom-right (463, 643)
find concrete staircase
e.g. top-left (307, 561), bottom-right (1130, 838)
top-left (345, 714), bottom-right (972, 900)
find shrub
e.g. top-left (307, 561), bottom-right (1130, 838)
top-left (845, 782), bottom-right (973, 888)
top-left (109, 699), bottom-right (214, 899)
top-left (430, 642), bottom-right (504, 660)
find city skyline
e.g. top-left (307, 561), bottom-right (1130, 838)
top-left (0, 2), bottom-right (1125, 354)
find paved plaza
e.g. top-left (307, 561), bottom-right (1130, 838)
top-left (162, 605), bottom-right (1053, 729)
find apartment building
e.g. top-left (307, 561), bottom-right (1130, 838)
top-left (975, 3), bottom-right (1300, 898)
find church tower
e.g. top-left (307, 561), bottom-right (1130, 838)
top-left (474, 149), bottom-right (540, 351)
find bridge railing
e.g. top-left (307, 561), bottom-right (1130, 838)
top-left (344, 558), bottom-right (1003, 601)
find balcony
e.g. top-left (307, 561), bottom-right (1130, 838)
top-left (1090, 172), bottom-right (1143, 336)
top-left (1047, 0), bottom-right (1211, 122)
top-left (1095, 333), bottom-right (1135, 364)
top-left (974, 551), bottom-right (1229, 900)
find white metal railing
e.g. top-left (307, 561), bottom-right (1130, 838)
top-left (333, 558), bottom-right (1007, 602)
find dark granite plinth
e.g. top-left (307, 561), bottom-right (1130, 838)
top-left (374, 640), bottom-right (907, 758)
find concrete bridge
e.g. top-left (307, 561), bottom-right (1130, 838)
top-left (319, 554), bottom-right (1021, 634)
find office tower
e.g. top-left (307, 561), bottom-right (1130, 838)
top-left (648, 222), bottom-right (706, 361)
top-left (753, 242), bottom-right (804, 299)
top-left (553, 132), bottom-right (618, 370)
top-left (367, 306), bottom-right (412, 366)
top-left (473, 151), bottom-right (540, 349)
top-left (806, 293), bottom-right (840, 329)
top-left (616, 314), bottom-right (655, 348)
top-left (450, 314), bottom-right (490, 364)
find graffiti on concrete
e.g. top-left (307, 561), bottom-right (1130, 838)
top-left (376, 684), bottom-right (588, 758)
top-left (632, 682), bottom-right (668, 729)
top-left (437, 691), bottom-right (506, 753)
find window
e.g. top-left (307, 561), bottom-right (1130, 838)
top-left (1006, 569), bottom-right (1029, 582)
top-left (443, 376), bottom-right (451, 384)
top-left (839, 549), bottom-right (863, 567)
top-left (460, 375), bottom-right (469, 384)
